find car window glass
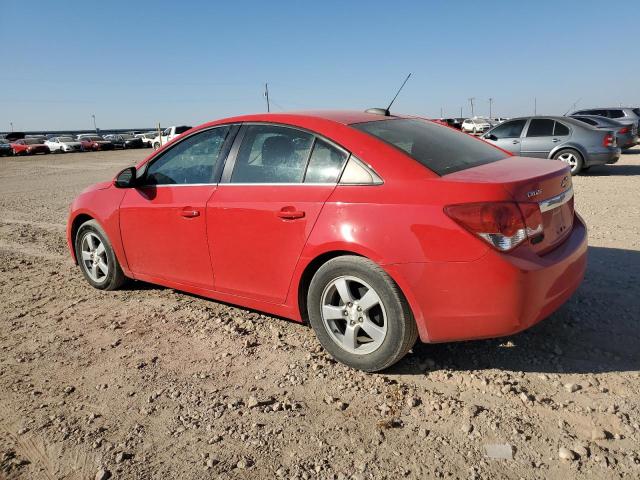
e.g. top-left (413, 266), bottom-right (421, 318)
top-left (231, 125), bottom-right (314, 183)
top-left (553, 121), bottom-right (570, 136)
top-left (526, 119), bottom-right (555, 137)
top-left (575, 117), bottom-right (597, 126)
top-left (632, 108), bottom-right (640, 117)
top-left (145, 126), bottom-right (230, 185)
top-left (608, 109), bottom-right (624, 118)
top-left (489, 119), bottom-right (526, 139)
top-left (304, 139), bottom-right (348, 183)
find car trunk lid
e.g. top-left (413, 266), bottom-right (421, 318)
top-left (444, 156), bottom-right (574, 254)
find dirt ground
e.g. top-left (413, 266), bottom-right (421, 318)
top-left (0, 147), bottom-right (639, 480)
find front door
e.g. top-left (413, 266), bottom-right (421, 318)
top-left (483, 119), bottom-right (527, 155)
top-left (207, 124), bottom-right (349, 303)
top-left (119, 125), bottom-right (233, 288)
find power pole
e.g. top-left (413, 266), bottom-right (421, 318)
top-left (91, 114), bottom-right (97, 133)
top-left (460, 107), bottom-right (463, 118)
top-left (468, 97), bottom-right (475, 117)
top-left (10, 122), bottom-right (13, 132)
top-left (534, 97), bottom-right (537, 116)
top-left (489, 97), bottom-right (493, 119)
top-left (440, 107), bottom-right (443, 118)
top-left (264, 83), bottom-right (270, 113)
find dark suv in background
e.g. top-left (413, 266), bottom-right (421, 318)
top-left (570, 107), bottom-right (640, 130)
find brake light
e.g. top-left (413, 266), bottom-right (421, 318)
top-left (444, 202), bottom-right (543, 252)
top-left (603, 133), bottom-right (615, 147)
top-left (618, 127), bottom-right (629, 134)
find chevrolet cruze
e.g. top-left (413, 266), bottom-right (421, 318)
top-left (67, 111), bottom-right (587, 371)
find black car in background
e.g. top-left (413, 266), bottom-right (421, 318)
top-left (0, 138), bottom-right (13, 156)
top-left (103, 134), bottom-right (144, 149)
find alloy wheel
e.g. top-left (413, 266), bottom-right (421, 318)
top-left (320, 276), bottom-right (388, 355)
top-left (80, 232), bottom-right (109, 283)
top-left (557, 152), bottom-right (577, 170)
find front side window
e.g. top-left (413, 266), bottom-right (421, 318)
top-left (553, 121), bottom-right (570, 136)
top-left (608, 109), bottom-right (625, 118)
top-left (353, 118), bottom-right (508, 176)
top-left (304, 139), bottom-right (348, 183)
top-left (231, 125), bottom-right (314, 183)
top-left (526, 119), bottom-right (555, 137)
top-left (145, 126), bottom-right (230, 185)
top-left (489, 119), bottom-right (526, 139)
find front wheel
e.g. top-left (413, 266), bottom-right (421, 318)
top-left (553, 149), bottom-right (583, 175)
top-left (75, 220), bottom-right (126, 290)
top-left (153, 142), bottom-right (161, 150)
top-left (307, 256), bottom-right (418, 372)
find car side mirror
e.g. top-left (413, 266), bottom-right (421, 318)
top-left (114, 166), bottom-right (137, 188)
top-left (485, 134), bottom-right (498, 141)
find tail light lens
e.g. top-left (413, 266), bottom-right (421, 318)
top-left (603, 133), bottom-right (615, 147)
top-left (444, 202), bottom-right (543, 252)
top-left (618, 127), bottom-right (629, 134)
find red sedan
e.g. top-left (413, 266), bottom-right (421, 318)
top-left (11, 138), bottom-right (50, 155)
top-left (79, 136), bottom-right (115, 151)
top-left (67, 111), bottom-right (587, 371)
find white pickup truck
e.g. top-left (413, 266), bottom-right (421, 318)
top-left (152, 125), bottom-right (192, 150)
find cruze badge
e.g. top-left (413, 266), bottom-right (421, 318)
top-left (527, 189), bottom-right (542, 198)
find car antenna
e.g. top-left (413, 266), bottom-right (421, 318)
top-left (365, 73), bottom-right (412, 116)
top-left (563, 97), bottom-right (581, 116)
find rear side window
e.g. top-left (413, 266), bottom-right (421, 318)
top-left (608, 110), bottom-right (625, 118)
top-left (553, 121), bottom-right (570, 136)
top-left (231, 125), bottom-right (314, 183)
top-left (352, 119), bottom-right (508, 176)
top-left (304, 139), bottom-right (348, 183)
top-left (526, 119), bottom-right (554, 137)
top-left (633, 108), bottom-right (640, 117)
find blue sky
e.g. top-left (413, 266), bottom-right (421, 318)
top-left (1, 0), bottom-right (638, 131)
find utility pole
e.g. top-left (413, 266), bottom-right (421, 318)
top-left (9, 122), bottom-right (13, 132)
top-left (489, 97), bottom-right (493, 119)
top-left (440, 107), bottom-right (443, 118)
top-left (468, 97), bottom-right (475, 117)
top-left (460, 107), bottom-right (463, 118)
top-left (534, 98), bottom-right (537, 116)
top-left (91, 114), bottom-right (97, 133)
top-left (264, 83), bottom-right (270, 113)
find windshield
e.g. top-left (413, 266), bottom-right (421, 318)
top-left (121, 134), bottom-right (134, 139)
top-left (58, 137), bottom-right (74, 142)
top-left (352, 118), bottom-right (508, 176)
top-left (85, 136), bottom-right (103, 141)
top-left (24, 139), bottom-right (41, 145)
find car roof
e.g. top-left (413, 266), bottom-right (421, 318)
top-left (200, 110), bottom-right (406, 128)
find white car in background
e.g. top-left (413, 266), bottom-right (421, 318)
top-left (151, 125), bottom-right (192, 149)
top-left (461, 118), bottom-right (492, 134)
top-left (135, 132), bottom-right (157, 148)
top-left (45, 136), bottom-right (82, 153)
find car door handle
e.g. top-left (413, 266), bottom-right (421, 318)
top-left (552, 138), bottom-right (560, 142)
top-left (180, 207), bottom-right (200, 218)
top-left (277, 207), bottom-right (305, 220)
top-left (512, 140), bottom-right (520, 144)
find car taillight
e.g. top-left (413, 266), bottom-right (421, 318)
top-left (603, 133), bottom-right (615, 147)
top-left (444, 202), bottom-right (543, 252)
top-left (618, 127), bottom-right (629, 134)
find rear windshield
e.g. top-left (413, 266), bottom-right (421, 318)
top-left (352, 118), bottom-right (508, 175)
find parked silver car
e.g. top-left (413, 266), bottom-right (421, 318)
top-left (570, 107), bottom-right (640, 129)
top-left (482, 116), bottom-right (620, 175)
top-left (569, 115), bottom-right (638, 150)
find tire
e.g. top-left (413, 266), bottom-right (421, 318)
top-left (472, 127), bottom-right (477, 135)
top-left (553, 149), bottom-right (583, 175)
top-left (307, 256), bottom-right (418, 372)
top-left (75, 220), bottom-right (126, 291)
top-left (153, 142), bottom-right (160, 150)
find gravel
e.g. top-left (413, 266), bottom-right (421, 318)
top-left (1, 148), bottom-right (639, 479)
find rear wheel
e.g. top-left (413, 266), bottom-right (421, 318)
top-left (75, 220), bottom-right (126, 291)
top-left (553, 149), bottom-right (583, 175)
top-left (307, 256), bottom-right (418, 372)
top-left (153, 142), bottom-right (161, 150)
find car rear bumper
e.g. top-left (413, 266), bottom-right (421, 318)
top-left (388, 214), bottom-right (588, 343)
top-left (586, 149), bottom-right (620, 166)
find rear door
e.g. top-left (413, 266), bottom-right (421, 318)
top-left (207, 124), bottom-right (349, 303)
top-left (483, 119), bottom-right (527, 154)
top-left (119, 125), bottom-right (236, 288)
top-left (520, 118), bottom-right (556, 158)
